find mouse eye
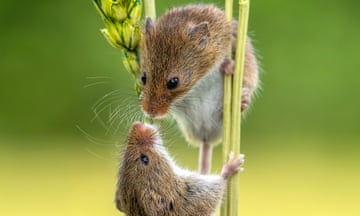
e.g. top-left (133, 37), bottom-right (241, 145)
top-left (140, 154), bottom-right (149, 165)
top-left (141, 72), bottom-right (146, 85)
top-left (167, 77), bottom-right (179, 90)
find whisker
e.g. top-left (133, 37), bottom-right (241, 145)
top-left (85, 148), bottom-right (110, 161)
top-left (77, 125), bottom-right (115, 146)
top-left (92, 110), bottom-right (111, 132)
top-left (83, 81), bottom-right (109, 88)
top-left (92, 94), bottom-right (123, 112)
top-left (86, 76), bottom-right (111, 79)
top-left (91, 98), bottom-right (128, 122)
top-left (113, 109), bottom-right (143, 135)
top-left (92, 89), bottom-right (122, 110)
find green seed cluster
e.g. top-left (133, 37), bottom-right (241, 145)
top-left (93, 0), bottom-right (142, 95)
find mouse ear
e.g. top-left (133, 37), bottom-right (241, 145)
top-left (144, 16), bottom-right (154, 35)
top-left (187, 21), bottom-right (210, 47)
top-left (187, 21), bottom-right (210, 39)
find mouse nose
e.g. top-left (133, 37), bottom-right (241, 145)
top-left (132, 122), bottom-right (147, 132)
top-left (142, 108), bottom-right (160, 119)
top-left (141, 100), bottom-right (154, 117)
top-left (142, 98), bottom-right (168, 119)
top-left (146, 112), bottom-right (158, 119)
top-left (146, 106), bottom-right (168, 119)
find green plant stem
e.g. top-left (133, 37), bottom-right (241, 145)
top-left (143, 0), bottom-right (156, 124)
top-left (228, 0), bottom-right (250, 215)
top-left (221, 0), bottom-right (233, 215)
top-left (223, 0), bottom-right (233, 172)
top-left (144, 0), bottom-right (156, 20)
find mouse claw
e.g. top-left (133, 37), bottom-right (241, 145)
top-left (238, 154), bottom-right (245, 165)
top-left (228, 151), bottom-right (235, 161)
top-left (221, 152), bottom-right (245, 179)
top-left (221, 58), bottom-right (234, 75)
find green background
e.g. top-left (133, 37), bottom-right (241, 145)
top-left (1, 0), bottom-right (359, 215)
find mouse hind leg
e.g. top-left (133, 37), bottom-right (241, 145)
top-left (220, 21), bottom-right (259, 113)
top-left (220, 58), bottom-right (254, 113)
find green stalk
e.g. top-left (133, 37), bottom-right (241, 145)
top-left (228, 0), bottom-right (250, 215)
top-left (144, 0), bottom-right (156, 20)
top-left (221, 0), bottom-right (233, 215)
top-left (143, 0), bottom-right (156, 124)
top-left (223, 0), bottom-right (234, 175)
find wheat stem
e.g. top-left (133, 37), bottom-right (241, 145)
top-left (144, 0), bottom-right (156, 20)
top-left (142, 0), bottom-right (156, 124)
top-left (221, 0), bottom-right (234, 215)
top-left (228, 0), bottom-right (250, 215)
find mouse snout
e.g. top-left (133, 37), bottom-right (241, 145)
top-left (141, 95), bottom-right (169, 119)
top-left (132, 122), bottom-right (147, 132)
top-left (142, 102), bottom-right (168, 119)
top-left (131, 122), bottom-right (157, 143)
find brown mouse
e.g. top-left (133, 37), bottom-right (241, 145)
top-left (115, 122), bottom-right (244, 216)
top-left (139, 4), bottom-right (259, 174)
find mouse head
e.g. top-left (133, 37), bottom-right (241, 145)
top-left (116, 122), bottom-right (177, 212)
top-left (122, 122), bottom-right (169, 172)
top-left (139, 12), bottom-right (231, 118)
top-left (119, 122), bottom-right (175, 189)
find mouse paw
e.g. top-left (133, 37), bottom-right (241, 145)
top-left (221, 152), bottom-right (245, 179)
top-left (220, 58), bottom-right (234, 75)
top-left (241, 88), bottom-right (251, 112)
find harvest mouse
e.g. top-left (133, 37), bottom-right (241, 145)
top-left (140, 4), bottom-right (259, 174)
top-left (116, 122), bottom-right (244, 216)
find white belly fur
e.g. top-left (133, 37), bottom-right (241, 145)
top-left (171, 66), bottom-right (224, 146)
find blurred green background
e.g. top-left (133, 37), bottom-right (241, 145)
top-left (1, 0), bottom-right (359, 215)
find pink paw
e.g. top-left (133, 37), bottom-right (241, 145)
top-left (220, 59), bottom-right (251, 112)
top-left (221, 58), bottom-right (234, 75)
top-left (221, 152), bottom-right (245, 179)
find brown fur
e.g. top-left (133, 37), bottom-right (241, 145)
top-left (140, 4), bottom-right (233, 117)
top-left (138, 4), bottom-right (259, 175)
top-left (116, 122), bottom-right (242, 215)
top-left (140, 5), bottom-right (259, 118)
